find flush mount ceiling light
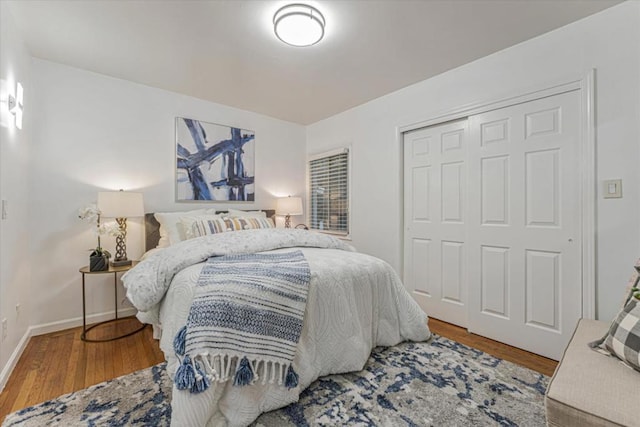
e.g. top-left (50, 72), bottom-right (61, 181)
top-left (273, 3), bottom-right (325, 47)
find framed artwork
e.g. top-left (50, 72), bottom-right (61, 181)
top-left (176, 117), bottom-right (255, 202)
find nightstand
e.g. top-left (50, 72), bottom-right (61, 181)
top-left (79, 261), bottom-right (146, 342)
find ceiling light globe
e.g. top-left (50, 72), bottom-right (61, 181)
top-left (274, 4), bottom-right (325, 47)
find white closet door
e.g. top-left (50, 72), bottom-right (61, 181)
top-left (467, 90), bottom-right (581, 360)
top-left (403, 119), bottom-right (468, 328)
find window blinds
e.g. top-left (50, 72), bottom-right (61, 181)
top-left (309, 149), bottom-right (349, 235)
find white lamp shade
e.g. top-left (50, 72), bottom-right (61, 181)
top-left (276, 196), bottom-right (303, 216)
top-left (97, 191), bottom-right (144, 218)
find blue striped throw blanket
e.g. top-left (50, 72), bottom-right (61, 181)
top-left (173, 250), bottom-right (311, 394)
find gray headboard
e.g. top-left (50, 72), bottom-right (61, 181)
top-left (145, 213), bottom-right (162, 252)
top-left (145, 210), bottom-right (276, 251)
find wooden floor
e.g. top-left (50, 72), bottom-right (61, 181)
top-left (428, 317), bottom-right (557, 376)
top-left (0, 316), bottom-right (557, 422)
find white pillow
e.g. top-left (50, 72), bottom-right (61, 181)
top-left (154, 209), bottom-right (217, 246)
top-left (225, 209), bottom-right (267, 219)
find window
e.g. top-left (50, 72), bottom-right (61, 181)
top-left (308, 148), bottom-right (349, 235)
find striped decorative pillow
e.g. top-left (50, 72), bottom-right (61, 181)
top-left (182, 216), bottom-right (275, 239)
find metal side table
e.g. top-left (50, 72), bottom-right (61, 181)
top-left (79, 261), bottom-right (146, 342)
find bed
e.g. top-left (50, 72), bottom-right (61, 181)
top-left (123, 210), bottom-right (431, 426)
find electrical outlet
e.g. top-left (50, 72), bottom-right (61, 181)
top-left (1, 200), bottom-right (7, 220)
top-left (2, 318), bottom-right (7, 341)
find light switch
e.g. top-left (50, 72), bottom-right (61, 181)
top-left (603, 179), bottom-right (622, 199)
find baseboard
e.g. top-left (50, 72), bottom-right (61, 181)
top-left (0, 307), bottom-right (137, 392)
top-left (0, 328), bottom-right (31, 392)
top-left (30, 307), bottom-right (138, 336)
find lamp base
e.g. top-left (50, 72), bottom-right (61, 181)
top-left (110, 259), bottom-right (132, 267)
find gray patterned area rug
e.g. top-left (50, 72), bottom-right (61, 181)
top-left (3, 336), bottom-right (548, 427)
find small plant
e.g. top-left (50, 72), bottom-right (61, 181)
top-left (78, 204), bottom-right (122, 258)
top-left (632, 287), bottom-right (640, 301)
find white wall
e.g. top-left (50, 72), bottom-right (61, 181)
top-left (306, 1), bottom-right (640, 322)
top-left (28, 59), bottom-right (306, 328)
top-left (2, 0), bottom-right (638, 389)
top-left (0, 3), bottom-right (33, 389)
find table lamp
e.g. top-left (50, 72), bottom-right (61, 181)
top-left (97, 190), bottom-right (144, 266)
top-left (276, 196), bottom-right (303, 228)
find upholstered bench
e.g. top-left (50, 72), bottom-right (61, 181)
top-left (545, 318), bottom-right (639, 427)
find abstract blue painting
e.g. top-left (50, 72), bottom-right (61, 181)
top-left (176, 118), bottom-right (255, 201)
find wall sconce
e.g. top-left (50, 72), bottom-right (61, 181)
top-left (7, 82), bottom-right (23, 130)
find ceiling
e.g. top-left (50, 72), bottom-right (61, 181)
top-left (6, 0), bottom-right (620, 125)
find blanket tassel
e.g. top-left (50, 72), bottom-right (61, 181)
top-left (285, 364), bottom-right (299, 389)
top-left (173, 326), bottom-right (187, 356)
top-left (233, 356), bottom-right (254, 386)
top-left (191, 360), bottom-right (211, 393)
top-left (175, 355), bottom-right (195, 390)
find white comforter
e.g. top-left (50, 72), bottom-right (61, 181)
top-left (123, 229), bottom-right (430, 427)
